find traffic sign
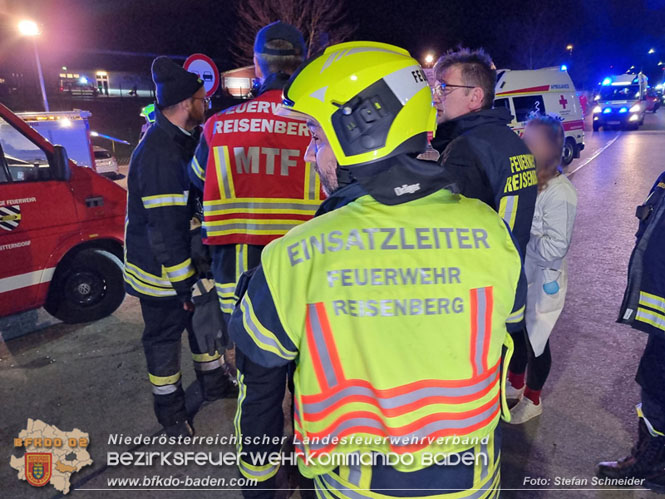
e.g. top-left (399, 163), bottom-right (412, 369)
top-left (184, 53), bottom-right (220, 98)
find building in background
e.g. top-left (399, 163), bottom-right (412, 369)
top-left (220, 65), bottom-right (256, 98)
top-left (56, 66), bottom-right (154, 98)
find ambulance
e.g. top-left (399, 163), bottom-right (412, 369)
top-left (0, 103), bottom-right (126, 323)
top-left (592, 73), bottom-right (647, 131)
top-left (494, 66), bottom-right (585, 165)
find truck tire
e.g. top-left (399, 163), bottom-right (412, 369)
top-left (45, 249), bottom-right (125, 324)
top-left (562, 138), bottom-right (576, 166)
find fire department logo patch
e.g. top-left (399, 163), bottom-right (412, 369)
top-left (25, 452), bottom-right (52, 487)
top-left (0, 204), bottom-right (21, 231)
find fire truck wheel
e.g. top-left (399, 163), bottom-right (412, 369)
top-left (45, 248), bottom-right (125, 324)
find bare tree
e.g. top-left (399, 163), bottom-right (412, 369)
top-left (230, 0), bottom-right (356, 65)
top-left (504, 10), bottom-right (569, 70)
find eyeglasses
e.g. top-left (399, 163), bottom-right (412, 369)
top-left (193, 96), bottom-right (211, 107)
top-left (434, 82), bottom-right (476, 96)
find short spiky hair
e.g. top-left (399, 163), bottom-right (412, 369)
top-left (434, 48), bottom-right (496, 109)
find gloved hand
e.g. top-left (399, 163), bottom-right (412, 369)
top-left (543, 281), bottom-right (560, 295)
top-left (191, 279), bottom-right (227, 356)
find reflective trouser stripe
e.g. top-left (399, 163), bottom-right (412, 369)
top-left (234, 372), bottom-right (248, 460)
top-left (636, 307), bottom-right (665, 332)
top-left (192, 352), bottom-right (223, 372)
top-left (239, 459), bottom-right (279, 481)
top-left (213, 146), bottom-right (235, 199)
top-left (637, 403), bottom-right (665, 437)
top-left (236, 244), bottom-right (248, 277)
top-left (639, 291), bottom-right (665, 314)
top-left (149, 372), bottom-right (182, 395)
top-left (499, 195), bottom-right (519, 230)
top-left (194, 358), bottom-right (223, 371)
top-left (470, 287), bottom-right (494, 377)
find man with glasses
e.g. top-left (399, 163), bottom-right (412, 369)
top-left (124, 56), bottom-right (233, 437)
top-left (430, 48), bottom-right (536, 346)
top-left (431, 48), bottom-right (537, 260)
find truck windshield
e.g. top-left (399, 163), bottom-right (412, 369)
top-left (0, 119), bottom-right (50, 182)
top-left (0, 121), bottom-right (49, 166)
top-left (600, 85), bottom-right (640, 101)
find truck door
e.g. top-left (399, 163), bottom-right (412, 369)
top-left (0, 115), bottom-right (78, 316)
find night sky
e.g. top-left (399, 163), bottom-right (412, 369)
top-left (3, 0), bottom-right (665, 87)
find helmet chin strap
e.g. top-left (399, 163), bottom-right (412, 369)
top-left (336, 164), bottom-right (355, 188)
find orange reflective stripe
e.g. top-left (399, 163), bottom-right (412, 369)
top-left (301, 360), bottom-right (501, 422)
top-left (305, 303), bottom-right (345, 390)
top-left (304, 393), bottom-right (501, 457)
top-left (470, 287), bottom-right (493, 377)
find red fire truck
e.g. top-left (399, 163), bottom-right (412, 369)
top-left (0, 103), bottom-right (126, 323)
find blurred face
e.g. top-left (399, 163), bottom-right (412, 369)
top-left (523, 124), bottom-right (559, 176)
top-left (435, 65), bottom-right (485, 122)
top-left (304, 121), bottom-right (338, 195)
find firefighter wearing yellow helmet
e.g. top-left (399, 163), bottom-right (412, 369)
top-left (228, 41), bottom-right (525, 498)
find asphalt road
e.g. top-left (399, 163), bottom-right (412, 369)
top-left (2, 111), bottom-right (665, 498)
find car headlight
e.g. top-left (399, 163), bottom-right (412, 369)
top-left (593, 105), bottom-right (602, 114)
top-left (629, 114), bottom-right (639, 122)
top-left (630, 104), bottom-right (641, 113)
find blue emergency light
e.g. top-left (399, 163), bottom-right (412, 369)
top-left (619, 107), bottom-right (628, 113)
top-left (560, 64), bottom-right (568, 71)
top-left (602, 77), bottom-right (612, 86)
top-left (603, 108), bottom-right (612, 114)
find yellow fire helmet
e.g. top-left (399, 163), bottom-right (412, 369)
top-left (280, 41), bottom-right (437, 167)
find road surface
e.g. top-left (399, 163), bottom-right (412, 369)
top-left (2, 112), bottom-right (665, 498)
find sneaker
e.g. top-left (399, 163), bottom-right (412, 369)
top-left (505, 378), bottom-right (525, 400)
top-left (507, 396), bottom-right (543, 424)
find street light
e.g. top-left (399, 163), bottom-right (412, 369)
top-left (424, 53), bottom-right (435, 67)
top-left (17, 19), bottom-right (49, 112)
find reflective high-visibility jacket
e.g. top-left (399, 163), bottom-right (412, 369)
top-left (229, 163), bottom-right (525, 495)
top-left (619, 171), bottom-right (665, 335)
top-left (124, 106), bottom-right (198, 300)
top-left (189, 75), bottom-right (323, 247)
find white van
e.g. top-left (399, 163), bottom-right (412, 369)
top-left (592, 73), bottom-right (647, 131)
top-left (494, 67), bottom-right (585, 165)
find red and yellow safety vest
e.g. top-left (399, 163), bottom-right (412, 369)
top-left (201, 90), bottom-right (323, 246)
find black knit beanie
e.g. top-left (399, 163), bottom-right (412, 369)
top-left (151, 56), bottom-right (203, 108)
